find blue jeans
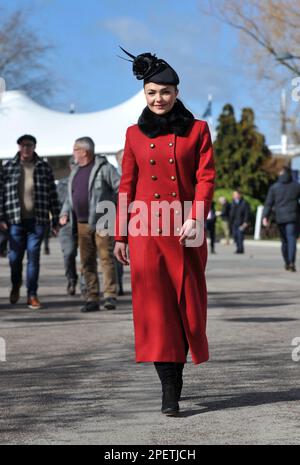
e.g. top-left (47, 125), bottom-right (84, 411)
top-left (9, 219), bottom-right (47, 297)
top-left (233, 224), bottom-right (245, 253)
top-left (278, 222), bottom-right (298, 265)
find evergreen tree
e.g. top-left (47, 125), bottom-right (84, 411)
top-left (236, 108), bottom-right (273, 200)
top-left (214, 104), bottom-right (274, 201)
top-left (214, 104), bottom-right (239, 190)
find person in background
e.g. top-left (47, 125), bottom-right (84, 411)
top-left (0, 135), bottom-right (60, 309)
top-left (57, 158), bottom-right (78, 295)
top-left (0, 165), bottom-right (8, 257)
top-left (43, 222), bottom-right (51, 255)
top-left (114, 149), bottom-right (125, 296)
top-left (60, 137), bottom-right (120, 313)
top-left (263, 167), bottom-right (300, 272)
top-left (218, 196), bottom-right (231, 245)
top-left (115, 149), bottom-right (124, 177)
top-left (230, 189), bottom-right (250, 254)
top-left (206, 201), bottom-right (216, 254)
top-left (0, 230), bottom-right (8, 258)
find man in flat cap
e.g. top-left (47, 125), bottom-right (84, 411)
top-left (0, 135), bottom-right (60, 309)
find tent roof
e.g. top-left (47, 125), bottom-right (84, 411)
top-left (0, 90), bottom-right (145, 160)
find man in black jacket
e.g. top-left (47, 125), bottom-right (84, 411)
top-left (230, 190), bottom-right (251, 254)
top-left (0, 165), bottom-right (8, 257)
top-left (263, 167), bottom-right (300, 272)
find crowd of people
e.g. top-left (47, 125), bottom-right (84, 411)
top-left (205, 190), bottom-right (251, 255)
top-left (0, 134), bottom-right (122, 311)
top-left (205, 167), bottom-right (300, 272)
top-left (0, 135), bottom-right (299, 315)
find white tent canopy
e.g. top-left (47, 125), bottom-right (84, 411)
top-left (0, 89), bottom-right (146, 162)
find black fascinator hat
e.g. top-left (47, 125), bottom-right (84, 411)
top-left (119, 47), bottom-right (180, 85)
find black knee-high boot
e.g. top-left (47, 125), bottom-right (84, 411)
top-left (175, 363), bottom-right (184, 401)
top-left (175, 338), bottom-right (189, 402)
top-left (154, 362), bottom-right (179, 416)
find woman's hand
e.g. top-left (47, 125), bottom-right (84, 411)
top-left (114, 241), bottom-right (130, 265)
top-left (179, 219), bottom-right (199, 246)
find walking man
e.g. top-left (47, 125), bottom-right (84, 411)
top-left (60, 137), bottom-right (120, 312)
top-left (0, 165), bottom-right (8, 257)
top-left (57, 159), bottom-right (78, 296)
top-left (263, 167), bottom-right (300, 272)
top-left (218, 196), bottom-right (231, 245)
top-left (206, 201), bottom-right (217, 254)
top-left (230, 190), bottom-right (250, 254)
top-left (0, 135), bottom-right (60, 309)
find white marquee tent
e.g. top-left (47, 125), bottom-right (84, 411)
top-left (0, 89), bottom-right (146, 166)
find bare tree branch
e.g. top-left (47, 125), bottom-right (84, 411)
top-left (201, 0), bottom-right (300, 75)
top-left (0, 6), bottom-right (56, 103)
top-left (200, 0), bottom-right (300, 142)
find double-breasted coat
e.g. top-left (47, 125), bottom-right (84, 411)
top-left (115, 120), bottom-right (215, 364)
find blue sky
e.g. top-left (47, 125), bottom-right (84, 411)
top-left (3, 0), bottom-right (286, 145)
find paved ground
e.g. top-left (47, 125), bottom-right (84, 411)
top-left (0, 239), bottom-right (299, 445)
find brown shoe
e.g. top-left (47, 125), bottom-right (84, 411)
top-left (27, 296), bottom-right (42, 310)
top-left (10, 283), bottom-right (22, 305)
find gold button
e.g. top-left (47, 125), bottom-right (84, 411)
top-left (169, 158), bottom-right (174, 164)
top-left (155, 212), bottom-right (161, 217)
top-left (169, 142), bottom-right (173, 147)
top-left (157, 228), bottom-right (162, 234)
top-left (150, 159), bottom-right (156, 165)
top-left (154, 193), bottom-right (160, 199)
top-left (176, 227), bottom-right (180, 232)
top-left (175, 210), bottom-right (180, 215)
top-left (151, 175), bottom-right (158, 181)
top-left (150, 143), bottom-right (155, 148)
top-left (171, 176), bottom-right (176, 181)
top-left (171, 192), bottom-right (177, 197)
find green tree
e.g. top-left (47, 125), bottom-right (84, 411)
top-left (214, 104), bottom-right (275, 201)
top-left (214, 104), bottom-right (239, 189)
top-left (236, 108), bottom-right (274, 199)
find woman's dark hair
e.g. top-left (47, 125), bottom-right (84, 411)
top-left (143, 83), bottom-right (178, 91)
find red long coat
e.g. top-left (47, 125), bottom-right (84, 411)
top-left (115, 120), bottom-right (215, 364)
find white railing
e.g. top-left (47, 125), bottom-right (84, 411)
top-left (269, 144), bottom-right (300, 157)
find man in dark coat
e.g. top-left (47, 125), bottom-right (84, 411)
top-left (263, 167), bottom-right (300, 272)
top-left (0, 165), bottom-right (8, 257)
top-left (230, 190), bottom-right (250, 254)
top-left (206, 201), bottom-right (217, 254)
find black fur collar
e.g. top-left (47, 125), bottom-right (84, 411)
top-left (138, 99), bottom-right (195, 138)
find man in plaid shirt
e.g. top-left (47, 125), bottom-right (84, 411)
top-left (0, 135), bottom-right (60, 309)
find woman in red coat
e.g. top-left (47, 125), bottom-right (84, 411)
top-left (114, 49), bottom-right (215, 416)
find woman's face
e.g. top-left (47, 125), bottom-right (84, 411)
top-left (144, 83), bottom-right (178, 115)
